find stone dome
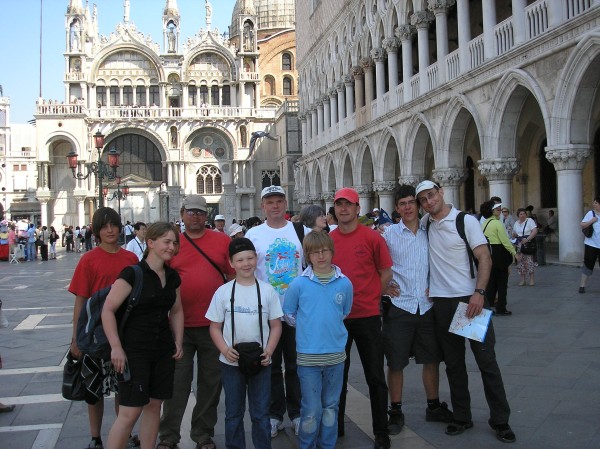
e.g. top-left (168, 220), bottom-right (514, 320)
top-left (231, 0), bottom-right (295, 37)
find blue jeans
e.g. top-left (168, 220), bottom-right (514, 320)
top-left (297, 363), bottom-right (344, 449)
top-left (221, 362), bottom-right (272, 449)
top-left (27, 242), bottom-right (36, 261)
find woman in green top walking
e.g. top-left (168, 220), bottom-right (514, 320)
top-left (481, 201), bottom-right (521, 315)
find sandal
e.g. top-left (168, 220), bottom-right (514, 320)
top-left (156, 441), bottom-right (177, 449)
top-left (445, 420), bottom-right (473, 436)
top-left (196, 440), bottom-right (216, 449)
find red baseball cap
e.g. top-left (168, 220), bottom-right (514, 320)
top-left (334, 188), bottom-right (359, 204)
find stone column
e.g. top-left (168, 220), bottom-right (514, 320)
top-left (432, 168), bottom-right (467, 207)
top-left (429, 0), bottom-right (455, 84)
top-left (456, 0), bottom-right (471, 72)
top-left (511, 0), bottom-right (527, 44)
top-left (76, 195), bottom-right (87, 227)
top-left (230, 83), bottom-right (238, 107)
top-left (398, 175), bottom-right (421, 187)
top-left (248, 193), bottom-right (256, 218)
top-left (311, 106), bottom-right (318, 137)
top-left (179, 162), bottom-right (186, 192)
top-left (38, 197), bottom-right (49, 227)
top-left (299, 113), bottom-right (308, 148)
top-left (343, 75), bottom-right (354, 117)
top-left (352, 66), bottom-right (364, 110)
top-left (546, 145), bottom-right (592, 263)
top-left (482, 0), bottom-right (497, 60)
top-left (354, 185), bottom-right (372, 214)
top-left (478, 159), bottom-right (520, 209)
top-left (322, 191), bottom-right (334, 213)
top-left (373, 181), bottom-right (396, 215)
top-left (396, 24), bottom-right (415, 103)
top-left (322, 95), bottom-right (331, 130)
top-left (383, 37), bottom-right (400, 90)
top-left (317, 99), bottom-right (324, 134)
top-left (360, 57), bottom-right (374, 107)
top-left (239, 81), bottom-right (246, 108)
top-left (236, 193), bottom-right (242, 220)
top-left (371, 48), bottom-right (386, 115)
top-left (306, 109), bottom-right (313, 141)
top-left (328, 89), bottom-right (337, 125)
top-left (336, 82), bottom-right (346, 121)
top-left (411, 10), bottom-right (435, 95)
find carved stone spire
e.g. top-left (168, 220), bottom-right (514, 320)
top-left (67, 0), bottom-right (84, 14)
top-left (163, 0), bottom-right (180, 18)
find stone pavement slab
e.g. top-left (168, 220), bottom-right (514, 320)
top-left (1, 248), bottom-right (599, 449)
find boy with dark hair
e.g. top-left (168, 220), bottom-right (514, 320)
top-left (206, 238), bottom-right (283, 449)
top-left (69, 207), bottom-right (139, 449)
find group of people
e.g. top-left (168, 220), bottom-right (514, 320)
top-left (64, 181), bottom-right (513, 449)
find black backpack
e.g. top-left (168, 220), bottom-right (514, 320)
top-left (426, 211), bottom-right (489, 279)
top-left (76, 265), bottom-right (143, 360)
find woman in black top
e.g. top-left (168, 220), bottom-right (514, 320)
top-left (102, 222), bottom-right (184, 449)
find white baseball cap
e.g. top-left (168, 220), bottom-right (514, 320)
top-left (214, 214), bottom-right (225, 221)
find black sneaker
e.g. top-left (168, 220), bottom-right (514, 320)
top-left (387, 409), bottom-right (405, 435)
top-left (374, 434), bottom-right (391, 449)
top-left (426, 401), bottom-right (454, 423)
top-left (489, 420), bottom-right (516, 443)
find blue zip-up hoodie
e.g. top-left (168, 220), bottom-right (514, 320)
top-left (283, 265), bottom-right (353, 355)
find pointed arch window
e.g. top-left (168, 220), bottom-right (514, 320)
top-left (197, 165), bottom-right (223, 195)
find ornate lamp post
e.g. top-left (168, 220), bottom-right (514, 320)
top-left (66, 130), bottom-right (120, 208)
top-left (103, 176), bottom-right (129, 218)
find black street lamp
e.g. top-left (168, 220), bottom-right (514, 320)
top-left (102, 176), bottom-right (129, 219)
top-left (66, 130), bottom-right (120, 208)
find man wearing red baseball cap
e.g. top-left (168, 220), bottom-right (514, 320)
top-left (331, 187), bottom-right (393, 449)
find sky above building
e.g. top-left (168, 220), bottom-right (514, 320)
top-left (0, 0), bottom-right (236, 124)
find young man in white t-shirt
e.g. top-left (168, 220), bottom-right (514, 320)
top-left (417, 180), bottom-right (515, 444)
top-left (245, 185), bottom-right (311, 437)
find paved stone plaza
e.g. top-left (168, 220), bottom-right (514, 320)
top-left (1, 247), bottom-right (599, 449)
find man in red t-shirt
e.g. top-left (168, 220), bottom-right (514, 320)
top-left (69, 207), bottom-right (139, 449)
top-left (158, 195), bottom-right (235, 449)
top-left (330, 188), bottom-right (393, 449)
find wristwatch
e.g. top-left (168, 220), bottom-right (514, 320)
top-left (474, 289), bottom-right (486, 296)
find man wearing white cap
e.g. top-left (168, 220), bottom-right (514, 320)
top-left (213, 215), bottom-right (226, 233)
top-left (416, 180), bottom-right (516, 444)
top-left (245, 185), bottom-right (311, 437)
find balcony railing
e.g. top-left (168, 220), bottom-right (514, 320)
top-left (495, 17), bottom-right (515, 55)
top-left (36, 105), bottom-right (278, 119)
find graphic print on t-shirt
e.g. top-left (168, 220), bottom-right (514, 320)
top-left (264, 238), bottom-right (299, 295)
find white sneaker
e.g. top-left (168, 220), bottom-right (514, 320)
top-left (293, 417), bottom-right (301, 435)
top-left (270, 419), bottom-right (284, 438)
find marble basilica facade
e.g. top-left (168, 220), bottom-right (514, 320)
top-left (27, 0), bottom-right (299, 230)
top-left (295, 0), bottom-right (600, 262)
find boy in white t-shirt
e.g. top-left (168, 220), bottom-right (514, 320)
top-left (206, 238), bottom-right (283, 449)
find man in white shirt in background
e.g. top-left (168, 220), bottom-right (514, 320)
top-left (125, 222), bottom-right (147, 261)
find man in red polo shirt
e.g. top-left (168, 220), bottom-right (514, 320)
top-left (330, 188), bottom-right (393, 449)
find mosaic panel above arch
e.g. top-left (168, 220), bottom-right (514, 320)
top-left (189, 129), bottom-right (232, 160)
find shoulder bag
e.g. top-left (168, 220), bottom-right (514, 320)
top-left (183, 232), bottom-right (227, 283)
top-left (582, 211), bottom-right (596, 238)
top-left (231, 279), bottom-right (264, 376)
top-left (519, 219), bottom-right (537, 255)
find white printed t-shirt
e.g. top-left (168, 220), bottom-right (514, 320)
top-left (245, 221), bottom-right (311, 302)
